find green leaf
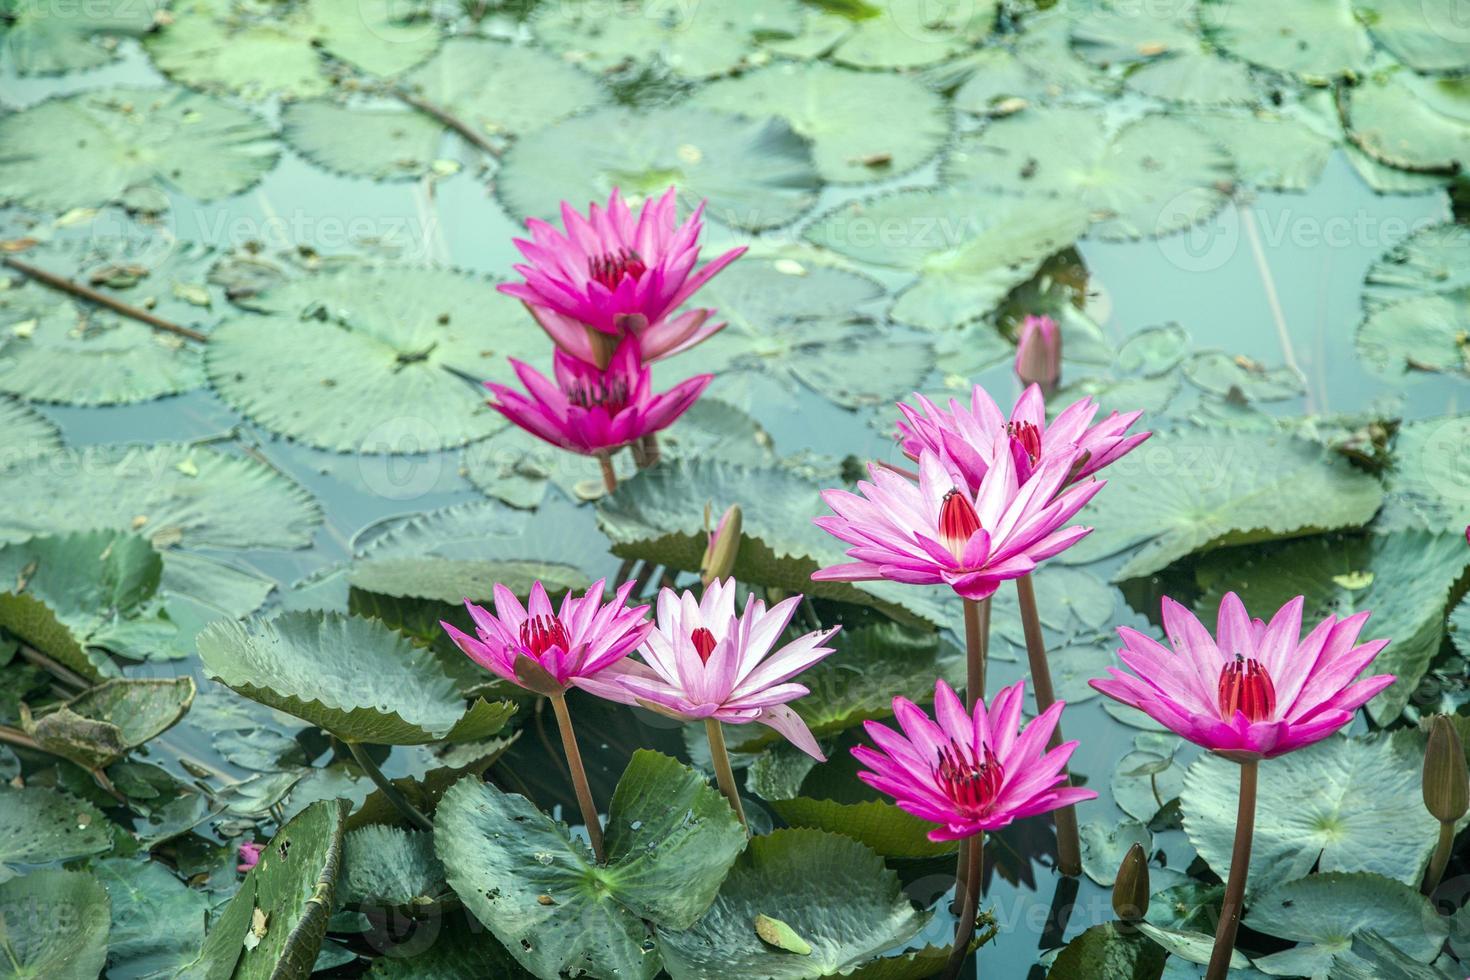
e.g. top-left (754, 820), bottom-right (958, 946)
top-left (1362, 222), bottom-right (1470, 314)
top-left (1344, 64), bottom-right (1470, 173)
top-left (0, 443), bottom-right (321, 551)
top-left (1354, 0), bottom-right (1470, 72)
top-left (1048, 922), bottom-right (1168, 980)
top-left (1112, 733), bottom-right (1187, 824)
top-left (1194, 530), bottom-right (1469, 723)
top-left (435, 751), bottom-right (746, 979)
top-left (691, 63), bottom-right (948, 183)
top-left (198, 611), bottom-right (516, 745)
top-left (0, 397), bottom-right (59, 467)
top-left (531, 0), bottom-right (805, 79)
top-left (340, 827), bottom-right (449, 911)
top-left (1357, 292), bottom-right (1470, 379)
top-left (1333, 931), bottom-right (1461, 979)
top-left (828, 0), bottom-right (996, 69)
top-left (364, 911), bottom-right (531, 978)
top-left (279, 101), bottom-right (443, 181)
top-left (497, 106), bottom-right (821, 233)
top-left (1181, 732), bottom-right (1443, 898)
top-left (1200, 0), bottom-right (1371, 79)
top-left (803, 189), bottom-right (1090, 330)
top-left (1244, 872), bottom-right (1447, 977)
top-left (1079, 819), bottom-right (1152, 887)
top-left (1060, 427), bottom-right (1384, 580)
top-left (207, 264), bottom-right (519, 453)
top-left (942, 108), bottom-right (1234, 241)
top-left (0, 86), bottom-right (277, 213)
top-left (25, 678), bottom-right (195, 769)
top-left (0, 785), bottom-right (111, 882)
top-left (1378, 416), bottom-right (1470, 535)
top-left (0, 869), bottom-right (110, 979)
top-left (658, 829), bottom-right (927, 979)
top-left (405, 38), bottom-right (604, 137)
top-left (1182, 352), bottom-right (1306, 402)
top-left (94, 858), bottom-right (210, 980)
top-left (769, 797), bottom-right (954, 860)
top-left (348, 558), bottom-right (589, 607)
top-left (1191, 111), bottom-right (1335, 191)
top-left (0, 0), bottom-right (162, 74)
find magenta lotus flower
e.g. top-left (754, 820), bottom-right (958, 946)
top-left (896, 384), bottom-right (1148, 493)
top-left (1014, 314), bottom-right (1061, 391)
top-left (486, 335), bottom-right (711, 456)
top-left (586, 579), bottom-right (839, 760)
top-left (441, 579), bottom-right (653, 694)
top-left (853, 679), bottom-right (1096, 841)
top-left (498, 187), bottom-right (746, 364)
top-left (237, 841), bottom-right (263, 873)
top-left (812, 442), bottom-right (1102, 601)
top-left (1090, 593), bottom-right (1395, 763)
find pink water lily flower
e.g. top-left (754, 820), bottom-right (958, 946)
top-left (1014, 314), bottom-right (1061, 392)
top-left (1091, 593), bottom-right (1395, 762)
top-left (237, 841), bottom-right (263, 873)
top-left (813, 441), bottom-right (1102, 601)
top-left (441, 579), bottom-right (653, 694)
top-left (587, 579), bottom-right (839, 760)
top-left (498, 187), bottom-right (746, 363)
top-left (486, 335), bottom-right (711, 456)
top-left (896, 383), bottom-right (1148, 493)
top-left (853, 679), bottom-right (1096, 841)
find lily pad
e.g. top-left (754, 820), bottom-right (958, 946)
top-left (280, 101), bottom-right (444, 181)
top-left (1112, 733), bottom-right (1188, 824)
top-left (942, 108), bottom-right (1234, 241)
top-left (1200, 0), bottom-right (1372, 79)
top-left (692, 63), bottom-right (949, 183)
top-left (340, 826), bottom-right (449, 911)
top-left (1060, 427), bottom-right (1384, 579)
top-left (497, 105), bottom-right (822, 233)
top-left (828, 0), bottom-right (996, 69)
top-left (1182, 351), bottom-right (1306, 402)
top-left (206, 264), bottom-right (520, 453)
top-left (1378, 415), bottom-right (1470, 535)
top-left (1193, 111), bottom-right (1336, 191)
top-left (0, 397), bottom-right (59, 467)
top-left (94, 858), bottom-right (211, 980)
top-left (0, 86), bottom-right (278, 213)
top-left (1181, 731), bottom-right (1443, 898)
top-left (0, 0), bottom-right (162, 74)
top-left (0, 785), bottom-right (111, 882)
top-left (1079, 819), bottom-right (1152, 887)
top-left (1357, 292), bottom-right (1470, 379)
top-left (25, 678), bottom-right (195, 770)
top-left (1049, 922), bottom-right (1168, 980)
top-left (1346, 66), bottom-right (1470, 174)
top-left (1361, 222), bottom-right (1470, 314)
top-left (1354, 0), bottom-right (1470, 73)
top-left (0, 869), bottom-right (110, 979)
top-left (658, 829), bottom-right (927, 980)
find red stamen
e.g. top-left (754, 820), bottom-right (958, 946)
top-left (934, 742), bottom-right (1005, 815)
top-left (690, 627), bottom-right (717, 664)
top-left (588, 249), bottom-right (647, 290)
top-left (1007, 421), bottom-right (1042, 463)
top-left (938, 489), bottom-right (982, 561)
top-left (519, 614), bottom-right (569, 658)
top-left (1217, 654), bottom-right (1277, 723)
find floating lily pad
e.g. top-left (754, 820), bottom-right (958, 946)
top-left (1049, 922), bottom-right (1168, 979)
top-left (1346, 66), bottom-right (1470, 174)
top-left (0, 785), bottom-right (110, 881)
top-left (1079, 819), bottom-right (1151, 887)
top-left (692, 63), bottom-right (949, 183)
top-left (280, 101), bottom-right (444, 181)
top-left (1200, 0), bottom-right (1372, 79)
top-left (95, 858), bottom-right (211, 980)
top-left (0, 442), bottom-right (321, 550)
top-left (804, 189), bottom-right (1090, 330)
top-left (1112, 733), bottom-right (1188, 824)
top-left (532, 0), bottom-right (804, 78)
top-left (0, 869), bottom-right (110, 978)
top-left (0, 0), bottom-right (162, 74)
top-left (659, 829), bottom-right (927, 979)
top-left (1362, 222), bottom-right (1470, 313)
top-left (1353, 0), bottom-right (1470, 73)
top-left (340, 826), bottom-right (449, 911)
top-left (951, 13), bottom-right (1109, 112)
top-left (1358, 291), bottom-right (1470, 380)
top-left (207, 265), bottom-right (520, 453)
top-left (1194, 111), bottom-right (1336, 191)
top-left (497, 106), bottom-right (822, 233)
top-left (943, 108), bottom-right (1234, 241)
top-left (0, 86), bottom-right (278, 213)
top-left (1182, 731), bottom-right (1442, 898)
top-left (1060, 427), bottom-right (1384, 579)
top-left (1378, 415), bottom-right (1470, 535)
top-left (1183, 351), bottom-right (1306, 402)
top-left (0, 396), bottom-right (59, 467)
top-left (828, 0), bottom-right (996, 69)
top-left (25, 678), bottom-right (195, 770)
top-left (1126, 49), bottom-right (1262, 107)
top-left (199, 610), bottom-right (516, 745)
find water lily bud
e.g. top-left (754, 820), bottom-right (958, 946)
top-left (1014, 314), bottom-right (1061, 395)
top-left (700, 503), bottom-right (742, 585)
top-left (1111, 842), bottom-right (1150, 923)
top-left (1423, 715), bottom-right (1469, 824)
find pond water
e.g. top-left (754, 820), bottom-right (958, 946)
top-left (3, 2), bottom-right (1469, 977)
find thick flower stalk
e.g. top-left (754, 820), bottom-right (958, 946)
top-left (485, 335), bottom-right (711, 492)
top-left (498, 187), bottom-right (745, 366)
top-left (1014, 314), bottom-right (1061, 395)
top-left (853, 679), bottom-right (1095, 978)
top-left (1090, 593), bottom-right (1394, 980)
top-left (593, 579), bottom-right (840, 822)
top-left (441, 579), bottom-right (654, 861)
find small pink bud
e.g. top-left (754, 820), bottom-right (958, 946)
top-left (1014, 315), bottom-right (1061, 395)
top-left (237, 841), bottom-right (263, 873)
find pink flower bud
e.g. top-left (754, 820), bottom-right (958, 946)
top-left (1014, 315), bottom-right (1061, 395)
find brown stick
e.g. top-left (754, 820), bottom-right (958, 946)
top-left (4, 255), bottom-right (208, 343)
top-left (394, 90), bottom-right (501, 158)
top-left (1206, 760), bottom-right (1258, 980)
top-left (17, 644), bottom-right (90, 691)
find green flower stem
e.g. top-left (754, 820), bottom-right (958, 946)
top-left (705, 718), bottom-right (747, 828)
top-left (598, 453), bottom-right (618, 495)
top-left (348, 742), bottom-right (433, 832)
top-left (1424, 820), bottom-right (1455, 896)
top-left (944, 830), bottom-right (984, 980)
top-left (1015, 573), bottom-right (1081, 877)
top-left (1206, 759), bottom-right (1258, 980)
top-left (549, 692), bottom-right (606, 862)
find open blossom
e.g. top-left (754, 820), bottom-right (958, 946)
top-left (1014, 314), bottom-right (1061, 391)
top-left (1091, 593), bottom-right (1395, 762)
top-left (486, 335), bottom-right (711, 456)
top-left (498, 187), bottom-right (746, 363)
top-left (441, 579), bottom-right (652, 695)
top-left (853, 679), bottom-right (1096, 841)
top-left (896, 384), bottom-right (1148, 494)
top-left (812, 441), bottom-right (1102, 601)
top-left (587, 579), bottom-right (839, 760)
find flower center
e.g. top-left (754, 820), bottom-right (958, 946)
top-left (1006, 421), bottom-right (1042, 464)
top-left (934, 742), bottom-right (1005, 815)
top-left (938, 489), bottom-right (982, 561)
top-left (519, 614), bottom-right (569, 658)
top-left (588, 249), bottom-right (647, 291)
top-left (566, 374), bottom-right (630, 415)
top-left (1217, 654), bottom-right (1276, 723)
top-left (690, 627), bottom-right (717, 664)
